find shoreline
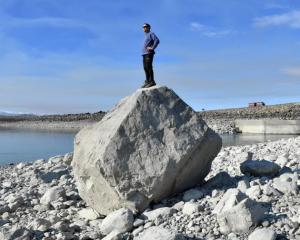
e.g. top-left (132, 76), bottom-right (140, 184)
top-left (1, 102), bottom-right (299, 135)
top-left (0, 118), bottom-right (235, 135)
top-left (0, 120), bottom-right (95, 132)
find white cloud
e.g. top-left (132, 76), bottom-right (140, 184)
top-left (189, 22), bottom-right (233, 37)
top-left (282, 66), bottom-right (300, 77)
top-left (254, 10), bottom-right (300, 28)
top-left (190, 22), bottom-right (206, 31)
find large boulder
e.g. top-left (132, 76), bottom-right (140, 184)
top-left (72, 86), bottom-right (222, 215)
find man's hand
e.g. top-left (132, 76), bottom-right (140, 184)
top-left (147, 47), bottom-right (154, 52)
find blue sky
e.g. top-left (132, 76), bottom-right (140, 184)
top-left (0, 0), bottom-right (299, 114)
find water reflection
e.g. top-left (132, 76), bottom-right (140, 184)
top-left (221, 133), bottom-right (299, 147)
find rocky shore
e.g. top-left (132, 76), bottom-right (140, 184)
top-left (0, 118), bottom-right (233, 135)
top-left (1, 136), bottom-right (299, 240)
top-left (200, 102), bottom-right (300, 120)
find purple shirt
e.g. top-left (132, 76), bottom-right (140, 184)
top-left (142, 31), bottom-right (160, 55)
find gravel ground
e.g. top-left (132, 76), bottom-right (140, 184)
top-left (1, 136), bottom-right (299, 240)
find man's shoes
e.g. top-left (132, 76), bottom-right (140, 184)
top-left (141, 81), bottom-right (156, 88)
top-left (141, 81), bottom-right (148, 88)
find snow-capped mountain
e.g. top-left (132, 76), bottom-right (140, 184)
top-left (0, 111), bottom-right (34, 116)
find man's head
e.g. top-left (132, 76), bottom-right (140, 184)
top-left (142, 23), bottom-right (151, 33)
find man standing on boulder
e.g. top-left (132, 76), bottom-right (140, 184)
top-left (141, 23), bottom-right (160, 88)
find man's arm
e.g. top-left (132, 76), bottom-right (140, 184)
top-left (149, 32), bottom-right (160, 50)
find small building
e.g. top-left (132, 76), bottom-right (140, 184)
top-left (248, 102), bottom-right (265, 108)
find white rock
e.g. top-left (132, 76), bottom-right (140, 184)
top-left (213, 188), bottom-right (247, 215)
top-left (133, 226), bottom-right (144, 236)
top-left (248, 228), bottom-right (277, 240)
top-left (142, 207), bottom-right (176, 221)
top-left (100, 208), bottom-right (134, 235)
top-left (182, 189), bottom-right (204, 202)
top-left (245, 185), bottom-right (261, 200)
top-left (78, 207), bottom-right (100, 220)
top-left (15, 162), bottom-right (27, 170)
top-left (48, 155), bottom-right (64, 164)
top-left (102, 230), bottom-right (122, 240)
top-left (134, 226), bottom-right (185, 240)
top-left (33, 159), bottom-right (45, 165)
top-left (275, 155), bottom-right (288, 167)
top-left (133, 218), bottom-right (144, 228)
top-left (63, 152), bottom-right (73, 165)
top-left (273, 172), bottom-right (298, 195)
top-left (172, 201), bottom-right (184, 211)
top-left (218, 198), bottom-right (266, 234)
top-left (2, 181), bottom-right (12, 188)
top-left (237, 178), bottom-right (250, 193)
top-left (40, 186), bottom-right (66, 206)
top-left (28, 218), bottom-right (51, 231)
top-left (182, 202), bottom-right (203, 215)
top-left (228, 233), bottom-right (239, 240)
top-left (72, 86), bottom-right (221, 214)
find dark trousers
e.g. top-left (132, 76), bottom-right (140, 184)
top-left (143, 53), bottom-right (155, 83)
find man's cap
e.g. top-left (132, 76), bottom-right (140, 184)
top-left (142, 23), bottom-right (151, 28)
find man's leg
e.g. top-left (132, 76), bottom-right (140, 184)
top-left (147, 54), bottom-right (155, 84)
top-left (142, 54), bottom-right (156, 88)
top-left (143, 55), bottom-right (150, 83)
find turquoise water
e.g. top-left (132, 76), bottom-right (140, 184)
top-left (0, 129), bottom-right (298, 165)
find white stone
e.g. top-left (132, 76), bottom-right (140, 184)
top-left (72, 86), bottom-right (221, 214)
top-left (275, 155), bottom-right (288, 167)
top-left (40, 186), bottom-right (66, 206)
top-left (248, 228), bottom-right (277, 240)
top-left (182, 189), bottom-right (204, 202)
top-left (245, 185), bottom-right (261, 200)
top-left (218, 198), bottom-right (265, 234)
top-left (63, 152), bottom-right (73, 165)
top-left (2, 181), bottom-right (12, 188)
top-left (213, 189), bottom-right (247, 215)
top-left (237, 178), bottom-right (250, 193)
top-left (102, 230), bottom-right (122, 240)
top-left (133, 218), bottom-right (144, 227)
top-left (28, 218), bottom-right (51, 231)
top-left (142, 207), bottom-right (176, 221)
top-left (273, 172), bottom-right (298, 195)
top-left (182, 202), bottom-right (203, 215)
top-left (48, 155), bottom-right (64, 164)
top-left (133, 226), bottom-right (144, 236)
top-left (16, 163), bottom-right (27, 170)
top-left (134, 226), bottom-right (185, 240)
top-left (78, 208), bottom-right (100, 220)
top-left (100, 208), bottom-right (134, 235)
top-left (172, 201), bottom-right (184, 211)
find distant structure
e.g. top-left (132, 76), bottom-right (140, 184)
top-left (248, 102), bottom-right (266, 108)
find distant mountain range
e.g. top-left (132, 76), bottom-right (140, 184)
top-left (0, 111), bottom-right (35, 117)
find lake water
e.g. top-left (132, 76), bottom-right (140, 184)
top-left (0, 129), bottom-right (76, 165)
top-left (0, 129), bottom-right (298, 166)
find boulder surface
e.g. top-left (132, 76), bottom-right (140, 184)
top-left (72, 86), bottom-right (222, 214)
